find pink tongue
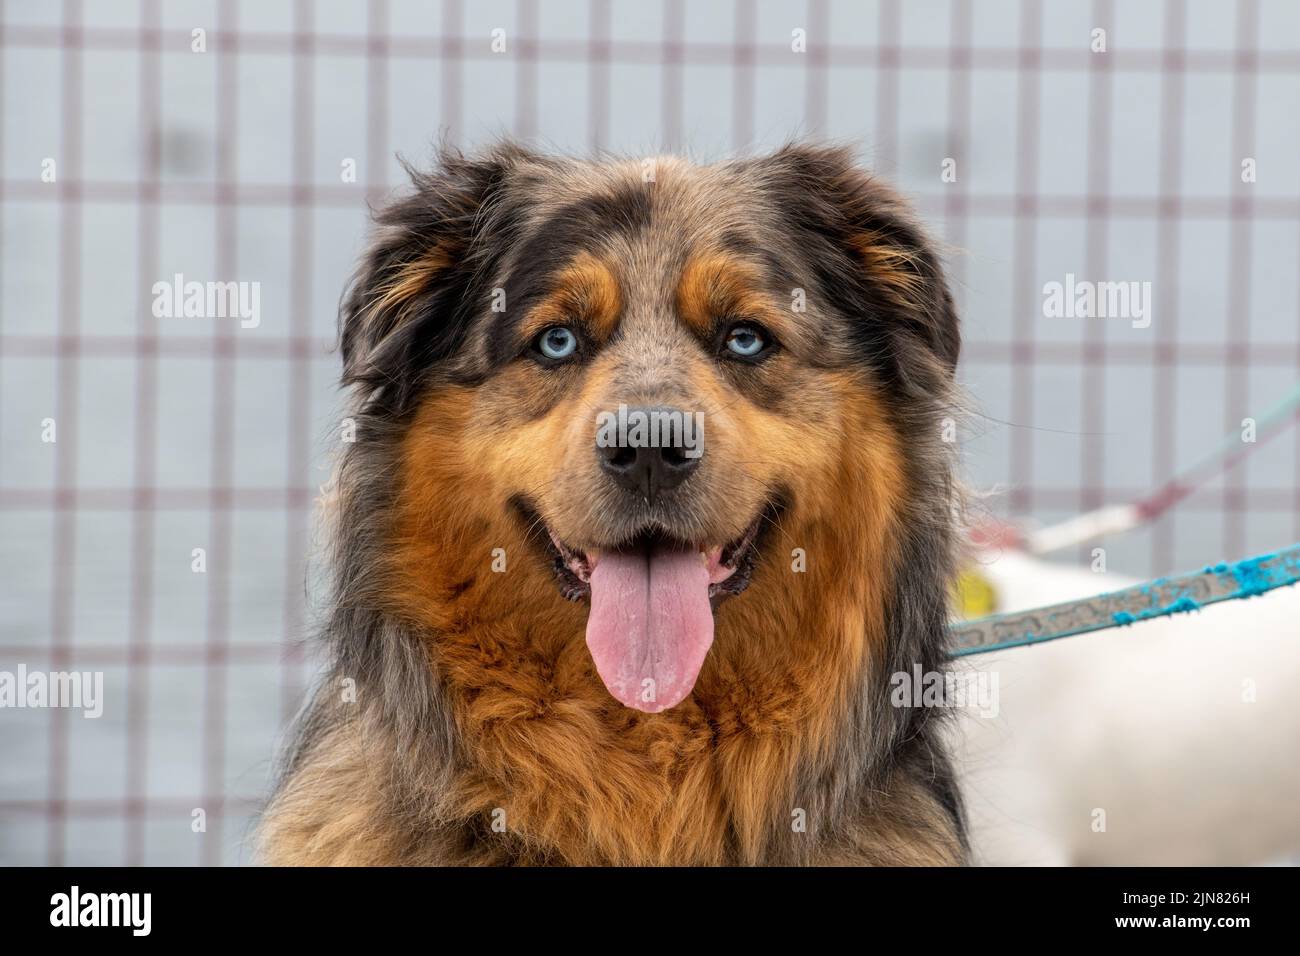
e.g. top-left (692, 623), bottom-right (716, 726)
top-left (585, 545), bottom-right (714, 713)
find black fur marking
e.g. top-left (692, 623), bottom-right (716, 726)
top-left (485, 186), bottom-right (653, 367)
top-left (340, 147), bottom-right (532, 415)
top-left (747, 143), bottom-right (961, 394)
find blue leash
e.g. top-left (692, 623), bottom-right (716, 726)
top-left (950, 543), bottom-right (1300, 657)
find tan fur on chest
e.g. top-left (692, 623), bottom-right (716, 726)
top-left (433, 580), bottom-right (871, 865)
top-left (362, 382), bottom-right (905, 865)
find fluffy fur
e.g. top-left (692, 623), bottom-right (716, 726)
top-left (259, 142), bottom-right (966, 866)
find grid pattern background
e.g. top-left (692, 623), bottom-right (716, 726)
top-left (1, 0), bottom-right (1297, 865)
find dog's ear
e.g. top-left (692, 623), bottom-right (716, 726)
top-left (340, 144), bottom-right (525, 409)
top-left (754, 143), bottom-right (960, 377)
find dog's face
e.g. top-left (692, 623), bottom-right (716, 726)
top-left (342, 144), bottom-right (957, 715)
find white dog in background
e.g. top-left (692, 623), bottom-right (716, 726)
top-left (952, 549), bottom-right (1300, 866)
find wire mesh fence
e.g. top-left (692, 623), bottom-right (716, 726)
top-left (1, 0), bottom-right (1297, 864)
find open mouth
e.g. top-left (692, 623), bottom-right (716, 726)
top-left (517, 500), bottom-right (779, 714)
top-left (546, 516), bottom-right (769, 604)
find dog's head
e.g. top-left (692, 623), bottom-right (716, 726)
top-left (340, 142), bottom-right (958, 714)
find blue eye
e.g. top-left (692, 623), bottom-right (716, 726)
top-left (725, 324), bottom-right (767, 358)
top-left (536, 326), bottom-right (578, 361)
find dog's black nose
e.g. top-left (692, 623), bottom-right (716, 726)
top-left (597, 405), bottom-right (702, 502)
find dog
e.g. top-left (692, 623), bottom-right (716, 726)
top-left (258, 141), bottom-right (967, 865)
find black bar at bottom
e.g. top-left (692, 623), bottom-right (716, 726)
top-left (0, 865), bottom-right (1288, 941)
